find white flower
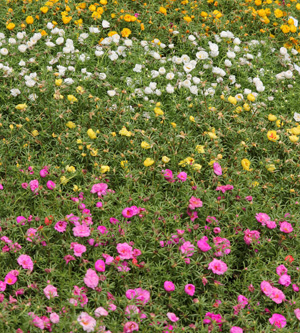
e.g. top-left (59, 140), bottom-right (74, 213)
top-left (244, 89), bottom-right (252, 95)
top-left (150, 51), bottom-right (161, 60)
top-left (10, 89), bottom-right (21, 97)
top-left (133, 64), bottom-right (142, 72)
top-left (17, 32), bottom-right (25, 40)
top-left (227, 51), bottom-right (236, 59)
top-left (46, 42), bottom-right (56, 48)
top-left (56, 37), bottom-right (64, 45)
top-left (196, 51), bottom-right (208, 60)
top-left (168, 44), bottom-right (174, 49)
top-left (124, 39), bottom-right (132, 47)
top-left (25, 79), bottom-right (36, 88)
top-left (8, 38), bottom-right (16, 45)
top-left (233, 38), bottom-right (241, 45)
top-left (158, 67), bottom-right (166, 75)
top-left (89, 27), bottom-right (100, 33)
top-left (229, 75), bottom-right (236, 84)
top-left (160, 43), bottom-right (166, 48)
top-left (166, 84), bottom-right (175, 94)
top-left (224, 59), bottom-right (232, 67)
top-left (183, 61), bottom-right (196, 73)
top-left (95, 50), bottom-right (104, 57)
top-left (268, 96), bottom-right (274, 101)
top-left (28, 93), bottom-right (38, 101)
top-left (256, 84), bottom-right (265, 92)
top-left (181, 54), bottom-right (190, 64)
top-left (166, 73), bottom-right (175, 80)
top-left (220, 31), bottom-right (228, 38)
top-left (293, 112), bottom-right (300, 121)
top-left (144, 87), bottom-right (153, 94)
top-left (140, 41), bottom-right (148, 47)
top-left (235, 94), bottom-right (244, 101)
top-left (18, 45), bottom-right (27, 53)
top-left (102, 20), bottom-right (110, 28)
top-left (246, 53), bottom-right (254, 60)
top-left (108, 52), bottom-right (118, 61)
top-left (280, 47), bottom-right (287, 56)
top-left (0, 48), bottom-right (8, 55)
top-left (155, 89), bottom-right (162, 96)
top-left (193, 77), bottom-right (200, 84)
top-left (149, 82), bottom-right (157, 90)
top-left (188, 35), bottom-right (196, 41)
top-left (172, 56), bottom-right (182, 64)
top-left (172, 31), bottom-right (179, 35)
top-left (99, 73), bottom-right (106, 80)
top-left (205, 87), bottom-right (215, 96)
top-left (190, 85), bottom-right (198, 95)
top-left (284, 70), bottom-right (293, 79)
top-left (68, 66), bottom-right (75, 72)
top-left (47, 22), bottom-right (54, 29)
top-left (291, 49), bottom-right (298, 55)
top-left (64, 78), bottom-right (74, 85)
top-left (181, 79), bottom-right (191, 88)
top-left (107, 90), bottom-right (116, 97)
top-left (234, 46), bottom-right (241, 52)
top-left (151, 70), bottom-right (159, 78)
top-left (47, 66), bottom-right (53, 71)
top-left (214, 35), bottom-right (221, 43)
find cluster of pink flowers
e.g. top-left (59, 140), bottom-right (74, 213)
top-left (261, 280), bottom-right (286, 304)
top-left (28, 312), bottom-right (52, 331)
top-left (256, 213), bottom-right (294, 233)
top-left (213, 237), bottom-right (231, 257)
top-left (244, 229), bottom-right (260, 245)
top-left (233, 295), bottom-right (249, 315)
top-left (162, 169), bottom-right (187, 183)
top-left (69, 286), bottom-right (88, 307)
top-left (269, 313), bottom-right (287, 329)
top-left (1, 236), bottom-right (22, 253)
top-left (125, 288), bottom-right (150, 306)
top-left (215, 184), bottom-right (234, 193)
top-left (203, 312), bottom-right (223, 331)
top-left (90, 182), bottom-right (114, 197)
top-left (122, 206), bottom-right (145, 218)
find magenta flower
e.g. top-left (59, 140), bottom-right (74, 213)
top-left (280, 221), bottom-right (293, 233)
top-left (278, 274), bottom-right (291, 287)
top-left (117, 243), bottom-right (133, 260)
top-left (197, 236), bottom-right (212, 252)
top-left (84, 269), bottom-right (99, 289)
top-left (0, 281), bottom-right (6, 292)
top-left (64, 255), bottom-right (75, 264)
top-left (177, 171), bottom-right (187, 182)
top-left (21, 183), bottom-right (28, 189)
top-left (5, 273), bottom-right (17, 285)
top-left (270, 288), bottom-right (286, 304)
top-left (122, 207), bottom-right (134, 218)
top-left (188, 196), bottom-right (203, 210)
top-left (39, 169), bottom-right (48, 178)
top-left (276, 265), bottom-right (287, 276)
top-left (255, 213), bottom-right (270, 226)
top-left (266, 220), bottom-right (277, 229)
top-left (123, 321), bottom-right (139, 332)
top-left (95, 259), bottom-right (106, 272)
top-left (215, 184), bottom-right (234, 193)
top-left (110, 217), bottom-right (119, 224)
top-left (164, 281), bottom-right (175, 292)
top-left (213, 237), bottom-right (231, 257)
top-left (261, 281), bottom-right (273, 297)
top-left (50, 313), bottom-right (60, 324)
top-left (294, 308), bottom-right (300, 320)
top-left (185, 284), bottom-right (195, 296)
top-left (125, 288), bottom-right (150, 305)
top-left (293, 284), bottom-right (299, 292)
top-left (17, 254), bottom-right (34, 272)
top-left (208, 259), bottom-right (228, 275)
top-left (29, 179), bottom-right (39, 193)
top-left (90, 183), bottom-right (108, 197)
top-left (269, 313), bottom-right (286, 328)
top-left (179, 241), bottom-right (195, 257)
top-left (213, 162), bottom-right (222, 176)
top-left (54, 220), bottom-right (67, 233)
top-left (230, 327), bottom-right (243, 333)
top-left (46, 180), bottom-right (56, 190)
top-left (244, 229), bottom-right (260, 245)
top-left (70, 242), bottom-right (86, 257)
top-left (167, 312), bottom-right (179, 322)
top-left (73, 224), bottom-right (90, 237)
top-left (43, 285), bottom-right (58, 299)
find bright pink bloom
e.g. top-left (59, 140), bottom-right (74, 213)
top-left (95, 259), bottom-right (106, 272)
top-left (188, 196), bottom-right (203, 210)
top-left (90, 183), bottom-right (108, 197)
top-left (177, 172), bottom-right (187, 182)
top-left (293, 284), bottom-right (299, 292)
top-left (167, 312), bottom-right (179, 322)
top-left (261, 281), bottom-right (273, 297)
top-left (164, 281), bottom-right (175, 292)
top-left (43, 285), bottom-right (58, 299)
top-left (116, 243), bottom-right (133, 260)
top-left (84, 269), bottom-right (99, 289)
top-left (40, 169), bottom-right (48, 178)
top-left (270, 288), bottom-right (286, 304)
top-left (276, 265), bottom-right (287, 276)
top-left (77, 312), bottom-right (96, 332)
top-left (255, 213), bottom-right (270, 226)
top-left (97, 226), bottom-right (108, 235)
top-left (266, 220), bottom-right (277, 229)
top-left (197, 236), bottom-right (211, 252)
top-left (180, 241), bottom-right (195, 257)
top-left (70, 242), bottom-right (86, 257)
top-left (244, 229), bottom-right (260, 245)
top-left (215, 184), bottom-right (234, 193)
top-left (123, 321), bottom-right (139, 332)
top-left (280, 221), bottom-right (293, 233)
top-left (4, 273), bottom-right (17, 285)
top-left (110, 217), bottom-right (119, 224)
top-left (278, 274), bottom-right (291, 287)
top-left (185, 284), bottom-right (195, 296)
top-left (50, 313), bottom-right (60, 324)
top-left (213, 162), bottom-right (222, 176)
top-left (269, 313), bottom-right (286, 328)
top-left (54, 220), bottom-right (67, 233)
top-left (163, 169), bottom-right (174, 182)
top-left (64, 255), bottom-right (75, 264)
top-left (294, 308), bottom-right (300, 320)
top-left (213, 237), bottom-right (231, 256)
top-left (237, 295), bottom-right (248, 307)
top-left (46, 180), bottom-right (56, 190)
top-left (125, 288), bottom-right (150, 305)
top-left (230, 327), bottom-right (243, 333)
top-left (0, 281), bottom-right (6, 292)
top-left (21, 183), bottom-right (28, 189)
top-left (125, 305), bottom-right (139, 317)
top-left (73, 224), bottom-right (91, 237)
top-left (208, 259), bottom-right (228, 275)
top-left (17, 254), bottom-right (34, 272)
top-left (29, 180), bottom-right (39, 193)
top-left (203, 312), bottom-right (223, 330)
top-left (122, 207), bottom-right (134, 218)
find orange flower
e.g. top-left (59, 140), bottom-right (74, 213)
top-left (285, 255), bottom-right (294, 263)
top-left (6, 22), bottom-right (15, 30)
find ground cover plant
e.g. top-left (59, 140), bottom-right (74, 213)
top-left (0, 0), bottom-right (300, 332)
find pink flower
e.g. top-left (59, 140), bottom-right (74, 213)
top-left (73, 224), bottom-right (91, 237)
top-left (269, 313), bottom-right (286, 328)
top-left (29, 180), bottom-right (39, 193)
top-left (97, 226), bottom-right (108, 235)
top-left (64, 255), bottom-right (75, 264)
top-left (110, 217), bottom-right (119, 224)
top-left (280, 221), bottom-right (293, 233)
top-left (163, 169), bottom-right (174, 182)
top-left (84, 269), bottom-right (99, 289)
top-left (43, 285), bottom-right (58, 299)
top-left (95, 259), bottom-right (106, 272)
top-left (95, 307), bottom-right (108, 317)
top-left (293, 284), bottom-right (299, 292)
top-left (255, 213), bottom-right (270, 226)
top-left (188, 196), bottom-right (203, 210)
top-left (46, 180), bottom-right (56, 190)
top-left (125, 288), bottom-right (150, 305)
top-left (294, 308), bottom-right (300, 320)
top-left (116, 243), bottom-right (133, 260)
top-left (237, 295), bottom-right (248, 307)
top-left (21, 183), bottom-right (28, 189)
top-left (96, 202), bottom-right (103, 208)
top-left (208, 259), bottom-right (228, 275)
top-left (177, 171), bottom-right (187, 182)
top-left (179, 241), bottom-right (195, 257)
top-left (197, 236), bottom-right (211, 252)
top-left (276, 265), bottom-right (288, 276)
top-left (213, 237), bottom-right (231, 257)
top-left (54, 220), bottom-right (67, 233)
top-left (50, 313), bottom-right (60, 324)
top-left (278, 274), bottom-right (291, 287)
top-left (0, 281), bottom-right (6, 291)
top-left (266, 220), bottom-right (277, 229)
top-left (215, 184), bottom-right (234, 193)
top-left (17, 254), bottom-right (34, 272)
top-left (245, 196), bottom-right (253, 202)
top-left (4, 273), bottom-right (17, 285)
top-left (244, 229), bottom-right (260, 245)
top-left (125, 305), bottom-right (139, 317)
top-left (71, 242), bottom-right (86, 257)
top-left (185, 284), bottom-right (195, 296)
top-left (164, 281), bottom-right (175, 292)
top-left (122, 207), bottom-right (134, 218)
top-left (90, 183), bottom-right (108, 197)
top-left (230, 327), bottom-right (243, 333)
top-left (40, 169), bottom-right (48, 178)
top-left (270, 288), bottom-right (286, 304)
top-left (261, 281), bottom-right (273, 297)
top-left (167, 312), bottom-right (179, 322)
top-left (123, 321), bottom-right (139, 332)
top-left (77, 312), bottom-right (96, 332)
top-left (213, 162), bottom-right (222, 176)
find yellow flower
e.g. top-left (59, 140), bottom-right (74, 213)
top-left (171, 122), bottom-right (176, 128)
top-left (76, 86), bottom-right (85, 94)
top-left (207, 131), bottom-right (218, 139)
top-left (154, 106), bottom-right (164, 116)
top-left (62, 16), bottom-right (72, 24)
top-left (184, 16), bottom-right (192, 22)
top-left (73, 185), bottom-right (81, 192)
top-left (291, 127), bottom-right (300, 135)
top-left (289, 135), bottom-right (299, 143)
top-left (89, 4), bottom-right (96, 11)
top-left (121, 28), bottom-right (131, 38)
top-left (247, 94), bottom-right (255, 102)
top-left (6, 23), bottom-right (15, 30)
top-left (55, 79), bottom-right (62, 86)
top-left (119, 127), bottom-right (132, 137)
top-left (241, 158), bottom-right (251, 171)
top-left (266, 164), bottom-right (276, 172)
top-left (100, 165), bottom-right (110, 173)
top-left (67, 95), bottom-right (78, 103)
top-left (40, 6), bottom-right (49, 14)
top-left (111, 132), bottom-right (116, 137)
top-left (100, 0), bottom-right (107, 4)
top-left (121, 160), bottom-right (128, 168)
top-left (26, 16), bottom-right (34, 24)
top-left (87, 129), bottom-right (97, 139)
top-left (144, 158), bottom-right (154, 167)
top-left (268, 114), bottom-right (277, 121)
top-left (228, 96), bottom-right (237, 105)
top-left (162, 156), bottom-right (170, 163)
top-left (267, 130), bottom-right (279, 142)
top-left (281, 25), bottom-right (290, 34)
top-left (195, 145), bottom-right (205, 153)
top-left (274, 9), bottom-right (283, 18)
top-left (60, 176), bottom-right (69, 185)
top-left (276, 119), bottom-right (283, 128)
top-left (189, 116), bottom-right (195, 122)
top-left (243, 103), bottom-right (250, 111)
top-left (159, 6), bottom-right (167, 14)
top-left (192, 163), bottom-right (202, 171)
top-left (297, 3), bottom-right (300, 10)
top-left (32, 130), bottom-right (39, 137)
top-left (66, 121), bottom-right (76, 129)
top-left (252, 181), bottom-right (259, 187)
top-left (15, 104), bottom-right (27, 111)
top-left (179, 157), bottom-right (195, 167)
top-left (141, 141), bottom-right (151, 149)
top-left (66, 165), bottom-right (76, 173)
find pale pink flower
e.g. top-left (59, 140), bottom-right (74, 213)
top-left (179, 241), bottom-right (195, 257)
top-left (17, 254), bottom-right (34, 272)
top-left (125, 305), bottom-right (139, 316)
top-left (73, 224), bottom-right (91, 237)
top-left (77, 312), bottom-right (96, 332)
top-left (185, 284), bottom-right (195, 296)
top-left (255, 213), bottom-right (270, 226)
top-left (84, 269), bottom-right (99, 289)
top-left (0, 281), bottom-right (6, 291)
top-left (208, 259), bottom-right (228, 275)
top-left (167, 312), bottom-right (179, 322)
top-left (188, 196), bottom-right (203, 210)
top-left (244, 229), bottom-right (260, 245)
top-left (294, 308), bottom-right (300, 320)
top-left (123, 321), bottom-right (139, 332)
top-left (71, 243), bottom-right (87, 257)
top-left (276, 265), bottom-right (287, 276)
top-left (116, 243), bottom-right (133, 260)
top-left (95, 307), bottom-right (108, 317)
top-left (43, 285), bottom-right (58, 299)
top-left (260, 281), bottom-right (273, 297)
top-left (213, 162), bottom-right (222, 176)
top-left (269, 313), bottom-right (286, 328)
top-left (164, 281), bottom-right (175, 292)
top-left (50, 313), bottom-right (60, 324)
top-left (278, 274), bottom-right (291, 287)
top-left (90, 183), bottom-right (108, 197)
